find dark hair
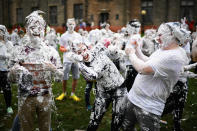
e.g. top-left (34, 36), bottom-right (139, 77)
top-left (128, 19), bottom-right (140, 28)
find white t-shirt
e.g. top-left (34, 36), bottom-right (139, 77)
top-left (127, 47), bottom-right (187, 116)
top-left (60, 31), bottom-right (82, 63)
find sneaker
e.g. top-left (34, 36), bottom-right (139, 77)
top-left (7, 107), bottom-right (13, 114)
top-left (70, 94), bottom-right (80, 102)
top-left (86, 105), bottom-right (92, 111)
top-left (160, 120), bottom-right (167, 125)
top-left (56, 93), bottom-right (66, 100)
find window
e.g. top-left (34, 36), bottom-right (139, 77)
top-left (0, 1), bottom-right (3, 24)
top-left (61, 0), bottom-right (65, 5)
top-left (74, 4), bottom-right (83, 20)
top-left (97, 0), bottom-right (111, 1)
top-left (115, 14), bottom-right (119, 20)
top-left (31, 7), bottom-right (39, 12)
top-left (49, 6), bottom-right (57, 25)
top-left (141, 0), bottom-right (153, 24)
top-left (181, 0), bottom-right (194, 21)
top-left (16, 8), bottom-right (23, 24)
top-left (90, 14), bottom-right (94, 21)
top-left (100, 13), bottom-right (109, 23)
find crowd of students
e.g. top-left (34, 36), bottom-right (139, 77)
top-left (1, 10), bottom-right (197, 131)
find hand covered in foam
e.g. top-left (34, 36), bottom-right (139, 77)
top-left (66, 52), bottom-right (83, 63)
top-left (125, 47), bottom-right (135, 56)
top-left (43, 62), bottom-right (57, 72)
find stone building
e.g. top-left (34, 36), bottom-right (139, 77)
top-left (0, 0), bottom-right (197, 30)
top-left (0, 0), bottom-right (11, 27)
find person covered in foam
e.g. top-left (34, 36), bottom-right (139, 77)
top-left (55, 18), bottom-right (82, 102)
top-left (9, 10), bottom-right (63, 131)
top-left (118, 22), bottom-right (189, 131)
top-left (66, 41), bottom-right (127, 131)
top-left (0, 25), bottom-right (14, 114)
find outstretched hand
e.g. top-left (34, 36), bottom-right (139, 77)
top-left (67, 52), bottom-right (83, 63)
top-left (125, 47), bottom-right (135, 56)
top-left (44, 62), bottom-right (56, 71)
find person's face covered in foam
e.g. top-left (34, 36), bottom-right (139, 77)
top-left (67, 19), bottom-right (76, 33)
top-left (156, 24), bottom-right (175, 49)
top-left (77, 43), bottom-right (92, 62)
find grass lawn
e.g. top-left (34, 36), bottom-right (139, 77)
top-left (0, 76), bottom-right (197, 131)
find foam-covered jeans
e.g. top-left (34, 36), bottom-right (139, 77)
top-left (120, 96), bottom-right (161, 131)
top-left (87, 87), bottom-right (127, 131)
top-left (18, 94), bottom-right (51, 131)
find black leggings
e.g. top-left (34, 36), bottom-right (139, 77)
top-left (0, 71), bottom-right (12, 108)
top-left (124, 65), bottom-right (138, 92)
top-left (162, 81), bottom-right (188, 131)
top-left (85, 81), bottom-right (97, 107)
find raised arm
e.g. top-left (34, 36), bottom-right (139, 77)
top-left (78, 62), bottom-right (98, 81)
top-left (125, 48), bottom-right (154, 75)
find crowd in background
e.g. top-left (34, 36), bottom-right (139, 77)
top-left (1, 10), bottom-right (197, 131)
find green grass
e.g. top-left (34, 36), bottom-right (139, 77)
top-left (0, 77), bottom-right (197, 131)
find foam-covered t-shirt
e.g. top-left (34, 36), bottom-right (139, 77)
top-left (60, 31), bottom-right (82, 63)
top-left (128, 47), bottom-right (187, 116)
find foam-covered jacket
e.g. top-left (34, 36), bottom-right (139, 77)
top-left (0, 41), bottom-right (13, 71)
top-left (78, 43), bottom-right (124, 92)
top-left (9, 35), bottom-right (63, 96)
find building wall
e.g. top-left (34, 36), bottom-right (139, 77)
top-left (153, 0), bottom-right (167, 26)
top-left (3, 0), bottom-right (197, 29)
top-left (48, 0), bottom-right (65, 26)
top-left (66, 0), bottom-right (84, 19)
top-left (10, 0), bottom-right (48, 26)
top-left (0, 0), bottom-right (4, 25)
top-left (0, 0), bottom-right (10, 26)
top-left (87, 0), bottom-right (129, 26)
top-left (195, 0), bottom-right (197, 21)
top-left (130, 0), bottom-right (141, 20)
top-left (168, 0), bottom-right (180, 22)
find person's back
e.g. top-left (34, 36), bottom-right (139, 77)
top-left (87, 45), bottom-right (124, 91)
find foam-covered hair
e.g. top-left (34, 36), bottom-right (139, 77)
top-left (100, 22), bottom-right (110, 29)
top-left (88, 29), bottom-right (102, 45)
top-left (25, 10), bottom-right (46, 28)
top-left (0, 25), bottom-right (8, 35)
top-left (67, 18), bottom-right (75, 24)
top-left (128, 19), bottom-right (141, 28)
top-left (0, 25), bottom-right (9, 41)
top-left (144, 29), bottom-right (156, 39)
top-left (166, 22), bottom-right (191, 46)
